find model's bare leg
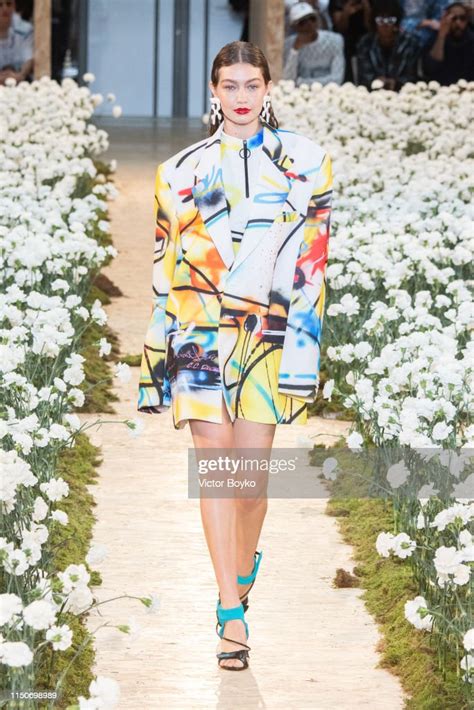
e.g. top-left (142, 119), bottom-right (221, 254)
top-left (189, 397), bottom-right (245, 669)
top-left (190, 398), bottom-right (277, 668)
top-left (233, 418), bottom-right (275, 601)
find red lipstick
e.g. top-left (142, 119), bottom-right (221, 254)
top-left (235, 108), bottom-right (250, 114)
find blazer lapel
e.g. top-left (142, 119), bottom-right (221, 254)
top-left (191, 122), bottom-right (308, 273)
top-left (231, 123), bottom-right (299, 270)
top-left (191, 122), bottom-right (234, 270)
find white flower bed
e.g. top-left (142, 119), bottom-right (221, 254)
top-left (273, 79), bottom-right (473, 449)
top-left (273, 79), bottom-right (473, 689)
top-left (0, 76), bottom-right (148, 706)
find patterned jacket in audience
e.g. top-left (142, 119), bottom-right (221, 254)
top-left (356, 31), bottom-right (421, 88)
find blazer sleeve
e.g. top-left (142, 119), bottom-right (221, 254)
top-left (277, 151), bottom-right (333, 402)
top-left (137, 162), bottom-right (180, 413)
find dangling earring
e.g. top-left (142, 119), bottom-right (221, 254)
top-left (260, 94), bottom-right (272, 123)
top-left (210, 95), bottom-right (223, 126)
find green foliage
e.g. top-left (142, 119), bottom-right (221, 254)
top-left (77, 282), bottom-right (120, 415)
top-left (37, 161), bottom-right (119, 705)
top-left (33, 435), bottom-right (103, 708)
top-left (119, 354), bottom-right (142, 367)
top-left (405, 140), bottom-right (427, 156)
top-left (308, 365), bottom-right (355, 419)
top-left (325, 492), bottom-right (470, 709)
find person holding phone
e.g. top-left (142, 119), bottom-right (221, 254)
top-left (400, 0), bottom-right (452, 48)
top-left (422, 2), bottom-right (474, 83)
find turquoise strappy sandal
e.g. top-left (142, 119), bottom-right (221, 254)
top-left (217, 550), bottom-right (263, 613)
top-left (237, 550), bottom-right (263, 612)
top-left (215, 601), bottom-right (251, 671)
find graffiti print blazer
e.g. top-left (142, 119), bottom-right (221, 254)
top-left (137, 120), bottom-right (333, 429)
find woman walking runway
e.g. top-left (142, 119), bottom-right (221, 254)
top-left (138, 40), bottom-right (333, 670)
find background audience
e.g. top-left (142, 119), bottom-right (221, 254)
top-left (283, 1), bottom-right (346, 85)
top-left (356, 0), bottom-right (421, 89)
top-left (423, 1), bottom-right (474, 83)
top-left (285, 0), bottom-right (473, 89)
top-left (1, 0), bottom-right (472, 92)
top-left (399, 0), bottom-right (451, 48)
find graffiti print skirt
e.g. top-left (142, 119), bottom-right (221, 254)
top-left (164, 312), bottom-right (308, 431)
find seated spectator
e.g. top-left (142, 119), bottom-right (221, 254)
top-left (400, 0), bottom-right (451, 48)
top-left (283, 1), bottom-right (346, 85)
top-left (0, 0), bottom-right (33, 85)
top-left (285, 0), bottom-right (333, 32)
top-left (356, 0), bottom-right (422, 89)
top-left (329, 0), bottom-right (373, 81)
top-left (422, 2), bottom-right (474, 83)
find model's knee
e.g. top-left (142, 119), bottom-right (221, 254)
top-left (236, 495), bottom-right (268, 515)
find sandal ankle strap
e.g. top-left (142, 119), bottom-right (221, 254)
top-left (237, 550), bottom-right (263, 585)
top-left (216, 602), bottom-right (245, 622)
top-left (216, 602), bottom-right (249, 640)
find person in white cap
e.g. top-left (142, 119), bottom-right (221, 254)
top-left (283, 1), bottom-right (345, 85)
top-left (285, 0), bottom-right (333, 31)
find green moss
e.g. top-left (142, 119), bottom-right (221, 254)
top-left (325, 492), bottom-right (471, 709)
top-left (1, 164), bottom-right (119, 708)
top-left (88, 282), bottom-right (111, 307)
top-left (120, 354), bottom-right (141, 367)
top-left (93, 159), bottom-right (114, 179)
top-left (307, 366), bottom-right (354, 419)
top-left (76, 281), bottom-right (120, 415)
top-left (405, 140), bottom-right (427, 156)
top-left (308, 392), bottom-right (354, 419)
top-left (36, 162), bottom-right (119, 706)
top-left (314, 446), bottom-right (471, 707)
top-left (34, 434), bottom-right (103, 708)
top-left (34, 265), bottom-right (120, 704)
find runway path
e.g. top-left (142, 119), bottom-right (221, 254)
top-left (80, 119), bottom-right (407, 709)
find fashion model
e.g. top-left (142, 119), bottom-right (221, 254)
top-left (137, 40), bottom-right (333, 670)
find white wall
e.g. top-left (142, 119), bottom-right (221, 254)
top-left (87, 0), bottom-right (245, 117)
top-left (88, 0), bottom-right (156, 116)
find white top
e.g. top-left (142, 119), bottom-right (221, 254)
top-left (0, 24), bottom-right (33, 72)
top-left (220, 125), bottom-right (264, 257)
top-left (283, 31), bottom-right (345, 86)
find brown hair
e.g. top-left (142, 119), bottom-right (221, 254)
top-left (208, 41), bottom-right (279, 136)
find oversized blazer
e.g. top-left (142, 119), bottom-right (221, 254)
top-left (137, 120), bottom-right (333, 430)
